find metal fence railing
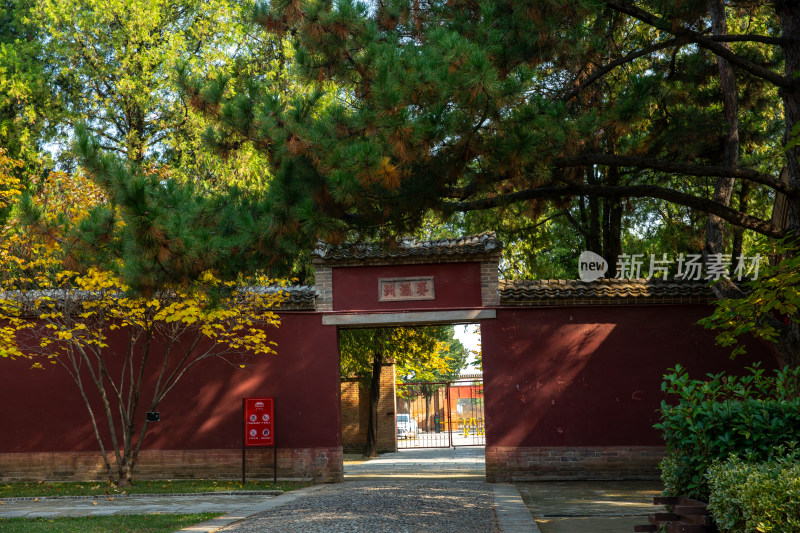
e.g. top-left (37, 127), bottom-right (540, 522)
top-left (395, 379), bottom-right (485, 449)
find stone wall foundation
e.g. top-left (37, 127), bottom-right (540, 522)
top-left (0, 447), bottom-right (343, 483)
top-left (485, 446), bottom-right (664, 482)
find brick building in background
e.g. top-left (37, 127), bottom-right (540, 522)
top-left (341, 362), bottom-right (397, 455)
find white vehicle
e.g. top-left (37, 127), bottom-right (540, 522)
top-left (396, 413), bottom-right (418, 439)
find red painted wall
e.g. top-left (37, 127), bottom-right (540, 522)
top-left (481, 305), bottom-right (768, 448)
top-left (332, 262), bottom-right (482, 311)
top-left (1, 297), bottom-right (775, 460)
top-left (0, 313), bottom-right (340, 453)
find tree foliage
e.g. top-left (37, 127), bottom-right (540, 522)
top-left (178, 0), bottom-right (789, 241)
top-left (36, 0), bottom-right (237, 162)
top-left (339, 325), bottom-right (467, 387)
top-left (0, 268), bottom-right (285, 486)
top-left (0, 0), bottom-right (61, 177)
top-left (700, 238), bottom-right (800, 367)
top-left (0, 149), bottom-right (288, 486)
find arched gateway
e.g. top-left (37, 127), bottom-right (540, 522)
top-left (0, 233), bottom-right (767, 483)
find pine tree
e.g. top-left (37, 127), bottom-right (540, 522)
top-left (76, 1), bottom-right (800, 365)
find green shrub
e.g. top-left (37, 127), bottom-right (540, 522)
top-left (707, 449), bottom-right (800, 533)
top-left (659, 450), bottom-right (692, 498)
top-left (655, 364), bottom-right (800, 500)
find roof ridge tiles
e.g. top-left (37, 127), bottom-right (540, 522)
top-left (499, 278), bottom-right (716, 302)
top-left (311, 231), bottom-right (502, 262)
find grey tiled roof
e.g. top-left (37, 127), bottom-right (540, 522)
top-left (311, 232), bottom-right (502, 263)
top-left (2, 285), bottom-right (319, 313)
top-left (500, 278), bottom-right (715, 303)
top-left (241, 285), bottom-right (318, 306)
top-left (282, 285), bottom-right (318, 305)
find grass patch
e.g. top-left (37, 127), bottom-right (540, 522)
top-left (0, 479), bottom-right (311, 499)
top-left (0, 513), bottom-right (220, 533)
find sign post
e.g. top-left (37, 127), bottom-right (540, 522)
top-left (242, 397), bottom-right (276, 484)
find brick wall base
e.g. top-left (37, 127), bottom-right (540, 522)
top-left (0, 447), bottom-right (343, 483)
top-left (485, 446), bottom-right (664, 482)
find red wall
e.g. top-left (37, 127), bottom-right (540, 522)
top-left (1, 297), bottom-right (776, 459)
top-left (0, 313), bottom-right (340, 453)
top-left (481, 305), bottom-right (768, 448)
top-left (332, 262), bottom-right (482, 311)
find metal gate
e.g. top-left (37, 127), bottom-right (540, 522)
top-left (395, 378), bottom-right (485, 449)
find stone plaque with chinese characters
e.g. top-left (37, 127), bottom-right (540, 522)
top-left (378, 276), bottom-right (435, 302)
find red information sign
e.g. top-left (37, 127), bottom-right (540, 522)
top-left (244, 397), bottom-right (274, 447)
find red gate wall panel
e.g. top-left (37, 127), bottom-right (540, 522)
top-left (332, 262), bottom-right (482, 311)
top-left (481, 305), bottom-right (766, 449)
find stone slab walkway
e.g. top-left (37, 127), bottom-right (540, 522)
top-left (215, 479), bottom-right (497, 533)
top-left (0, 492), bottom-right (281, 519)
top-left (344, 446), bottom-right (487, 479)
top-left (515, 480), bottom-right (665, 533)
top-left (0, 447), bottom-right (539, 532)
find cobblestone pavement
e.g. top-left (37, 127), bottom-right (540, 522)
top-left (344, 446), bottom-right (486, 479)
top-left (217, 479), bottom-right (497, 533)
top-left (0, 448), bottom-right (539, 532)
top-left (215, 447), bottom-right (536, 532)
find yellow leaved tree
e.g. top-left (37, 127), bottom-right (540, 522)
top-left (0, 152), bottom-right (287, 486)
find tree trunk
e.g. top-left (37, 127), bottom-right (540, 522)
top-left (777, 3), bottom-right (800, 229)
top-left (730, 181), bottom-right (750, 274)
top-left (364, 344), bottom-right (384, 458)
top-left (424, 389), bottom-right (431, 432)
top-left (117, 459), bottom-right (132, 487)
top-left (587, 168), bottom-right (602, 254)
top-left (576, 195), bottom-right (592, 251)
top-left (775, 2), bottom-right (800, 368)
top-left (603, 160), bottom-right (622, 277)
top-left (704, 0), bottom-right (739, 260)
top-left (775, 322), bottom-right (800, 369)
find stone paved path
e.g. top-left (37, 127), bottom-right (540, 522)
top-left (216, 479), bottom-right (496, 533)
top-left (344, 446), bottom-right (486, 479)
top-left (0, 493), bottom-right (280, 518)
top-left (516, 480), bottom-right (664, 533)
top-left (0, 447), bottom-right (539, 532)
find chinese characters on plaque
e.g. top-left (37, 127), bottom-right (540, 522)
top-left (379, 276), bottom-right (435, 302)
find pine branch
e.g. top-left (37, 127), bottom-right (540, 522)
top-left (561, 36), bottom-right (691, 102)
top-left (707, 34), bottom-right (793, 46)
top-left (603, 0), bottom-right (793, 89)
top-left (445, 155), bottom-right (796, 201)
top-left (553, 154), bottom-right (798, 197)
top-left (443, 183), bottom-right (784, 238)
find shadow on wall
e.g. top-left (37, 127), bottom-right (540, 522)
top-left (483, 305), bottom-right (768, 448)
top-left (0, 313), bottom-right (342, 454)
